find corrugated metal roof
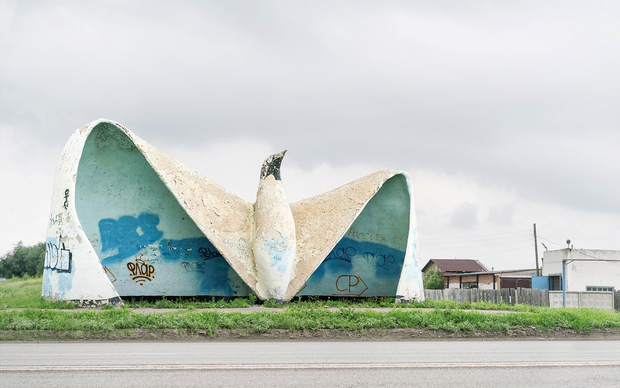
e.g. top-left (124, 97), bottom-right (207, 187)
top-left (442, 269), bottom-right (536, 277)
top-left (424, 259), bottom-right (487, 273)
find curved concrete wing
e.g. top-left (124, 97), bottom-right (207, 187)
top-left (286, 172), bottom-right (424, 302)
top-left (43, 119), bottom-right (262, 305)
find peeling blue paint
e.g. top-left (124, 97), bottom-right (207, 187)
top-left (159, 237), bottom-right (222, 261)
top-left (57, 270), bottom-right (75, 299)
top-left (198, 257), bottom-right (234, 294)
top-left (262, 238), bottom-right (294, 273)
top-left (99, 213), bottom-right (163, 264)
top-left (43, 237), bottom-right (75, 298)
top-left (94, 212), bottom-right (248, 296)
top-left (302, 237), bottom-right (405, 297)
top-left (42, 268), bottom-right (52, 296)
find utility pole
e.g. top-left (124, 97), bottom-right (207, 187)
top-left (533, 223), bottom-right (540, 276)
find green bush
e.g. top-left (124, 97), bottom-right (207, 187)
top-left (0, 242), bottom-right (45, 278)
top-left (423, 269), bottom-right (444, 289)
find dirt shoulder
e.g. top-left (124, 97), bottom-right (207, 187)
top-left (3, 327), bottom-right (620, 342)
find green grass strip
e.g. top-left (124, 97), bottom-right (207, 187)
top-left (0, 277), bottom-right (75, 309)
top-left (1, 307), bottom-right (618, 334)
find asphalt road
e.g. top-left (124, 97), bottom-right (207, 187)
top-left (2, 341), bottom-right (619, 387)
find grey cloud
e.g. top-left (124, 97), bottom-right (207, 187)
top-left (1, 0), bottom-right (619, 219)
top-left (449, 202), bottom-right (478, 229)
top-left (487, 204), bottom-right (515, 226)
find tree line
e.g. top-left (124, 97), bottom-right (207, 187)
top-left (0, 242), bottom-right (45, 278)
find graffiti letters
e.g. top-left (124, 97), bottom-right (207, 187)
top-left (347, 227), bottom-right (385, 244)
top-left (325, 246), bottom-right (356, 263)
top-left (393, 235), bottom-right (404, 250)
top-left (335, 275), bottom-right (368, 296)
top-left (180, 247), bottom-right (223, 273)
top-left (63, 189), bottom-right (70, 210)
top-left (49, 214), bottom-right (63, 226)
top-left (198, 247), bottom-right (222, 259)
top-left (181, 261), bottom-right (206, 273)
top-left (127, 258), bottom-right (155, 285)
top-left (347, 227), bottom-right (406, 251)
top-left (160, 238), bottom-right (221, 260)
top-left (363, 251), bottom-right (396, 271)
top-left (44, 237), bottom-right (72, 273)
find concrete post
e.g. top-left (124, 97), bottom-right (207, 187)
top-left (562, 259), bottom-right (567, 307)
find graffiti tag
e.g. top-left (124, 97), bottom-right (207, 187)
top-left (335, 275), bottom-right (368, 296)
top-left (363, 251), bottom-right (396, 271)
top-left (393, 235), bottom-right (404, 250)
top-left (63, 189), bottom-right (70, 210)
top-left (49, 214), bottom-right (63, 226)
top-left (127, 258), bottom-right (155, 285)
top-left (325, 246), bottom-right (356, 263)
top-left (198, 247), bottom-right (222, 259)
top-left (44, 237), bottom-right (72, 273)
top-left (181, 261), bottom-right (206, 273)
top-left (347, 227), bottom-right (385, 243)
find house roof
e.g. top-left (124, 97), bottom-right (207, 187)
top-left (422, 259), bottom-right (488, 273)
top-left (442, 269), bottom-right (537, 278)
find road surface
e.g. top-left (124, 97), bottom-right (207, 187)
top-left (2, 340), bottom-right (619, 387)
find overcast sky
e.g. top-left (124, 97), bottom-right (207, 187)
top-left (1, 0), bottom-right (618, 271)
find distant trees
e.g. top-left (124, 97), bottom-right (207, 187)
top-left (0, 242), bottom-right (45, 278)
top-left (423, 269), bottom-right (444, 289)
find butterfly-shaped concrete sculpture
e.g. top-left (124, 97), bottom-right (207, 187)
top-left (43, 119), bottom-right (424, 306)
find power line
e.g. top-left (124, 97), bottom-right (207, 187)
top-left (421, 237), bottom-right (532, 251)
top-left (420, 230), bottom-right (530, 242)
top-left (572, 249), bottom-right (601, 260)
top-left (421, 235), bottom-right (531, 245)
top-left (421, 234), bottom-right (531, 245)
top-left (467, 245), bottom-right (533, 258)
top-left (537, 236), bottom-right (566, 248)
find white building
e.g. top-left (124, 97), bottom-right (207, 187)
top-left (542, 249), bottom-right (620, 292)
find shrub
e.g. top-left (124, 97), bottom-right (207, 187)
top-left (423, 269), bottom-right (444, 289)
top-left (0, 242), bottom-right (45, 278)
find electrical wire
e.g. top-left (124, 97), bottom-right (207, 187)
top-left (572, 249), bottom-right (600, 260)
top-left (444, 245), bottom-right (532, 258)
top-left (422, 235), bottom-right (531, 246)
top-left (421, 237), bottom-right (532, 251)
top-left (537, 236), bottom-right (566, 248)
top-left (421, 230), bottom-right (531, 242)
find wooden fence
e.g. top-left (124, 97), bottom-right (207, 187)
top-left (424, 288), bottom-right (550, 307)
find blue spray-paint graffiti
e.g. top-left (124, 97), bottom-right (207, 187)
top-left (311, 242), bottom-right (354, 280)
top-left (159, 237), bottom-right (233, 294)
top-left (98, 213), bottom-right (236, 295)
top-left (43, 236), bottom-right (75, 298)
top-left (99, 214), bottom-right (225, 266)
top-left (302, 237), bottom-right (406, 296)
top-left (42, 269), bottom-right (53, 295)
top-left (99, 213), bottom-right (163, 264)
top-left (159, 237), bottom-right (221, 261)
